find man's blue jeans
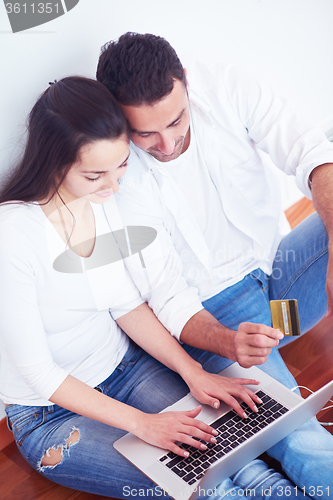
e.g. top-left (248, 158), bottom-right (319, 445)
top-left (203, 212), bottom-right (332, 497)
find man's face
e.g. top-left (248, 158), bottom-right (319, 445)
top-left (120, 78), bottom-right (190, 163)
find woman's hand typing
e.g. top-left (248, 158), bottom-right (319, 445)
top-left (181, 366), bottom-right (261, 418)
top-left (133, 406), bottom-right (218, 457)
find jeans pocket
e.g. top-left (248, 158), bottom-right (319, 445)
top-left (115, 341), bottom-right (141, 372)
top-left (6, 406), bottom-right (46, 447)
top-left (250, 267), bottom-right (269, 293)
top-left (94, 342), bottom-right (142, 394)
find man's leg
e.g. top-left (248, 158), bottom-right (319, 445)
top-left (269, 212), bottom-right (328, 338)
top-left (267, 214), bottom-right (332, 496)
top-left (202, 268), bottom-right (297, 388)
top-left (202, 269), bottom-right (333, 499)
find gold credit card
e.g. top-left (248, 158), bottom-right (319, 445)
top-left (270, 299), bottom-right (300, 336)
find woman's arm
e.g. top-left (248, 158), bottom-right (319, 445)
top-left (0, 213), bottom-right (216, 458)
top-left (116, 303), bottom-right (261, 416)
top-left (50, 373), bottom-right (219, 457)
top-left (51, 302), bottom-right (261, 456)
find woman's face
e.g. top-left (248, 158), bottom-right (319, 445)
top-left (59, 135), bottom-right (129, 204)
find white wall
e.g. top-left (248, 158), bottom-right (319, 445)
top-left (1, 0), bottom-right (333, 194)
top-left (0, 0), bottom-right (333, 420)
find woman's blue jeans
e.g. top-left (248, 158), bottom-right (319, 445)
top-left (6, 341), bottom-right (311, 499)
top-left (5, 213), bottom-right (330, 499)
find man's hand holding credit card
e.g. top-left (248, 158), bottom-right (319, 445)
top-left (233, 300), bottom-right (300, 368)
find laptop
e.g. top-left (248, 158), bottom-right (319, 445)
top-left (114, 362), bottom-right (333, 500)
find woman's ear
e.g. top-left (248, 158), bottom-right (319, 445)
top-left (183, 68), bottom-right (189, 96)
top-left (184, 68), bottom-right (189, 88)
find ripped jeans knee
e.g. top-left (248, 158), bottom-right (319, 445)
top-left (38, 427), bottom-right (80, 472)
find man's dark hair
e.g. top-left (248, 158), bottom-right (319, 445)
top-left (96, 32), bottom-right (186, 106)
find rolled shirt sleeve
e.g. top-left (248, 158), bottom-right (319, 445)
top-left (215, 63), bottom-right (333, 198)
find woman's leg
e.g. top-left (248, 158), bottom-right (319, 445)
top-left (5, 342), bottom-right (306, 499)
top-left (6, 402), bottom-right (166, 498)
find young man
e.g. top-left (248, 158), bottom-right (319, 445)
top-left (96, 32), bottom-right (333, 497)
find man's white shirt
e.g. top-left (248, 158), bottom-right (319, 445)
top-left (136, 109), bottom-right (260, 300)
top-left (115, 63), bottom-right (333, 340)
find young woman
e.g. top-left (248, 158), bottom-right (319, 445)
top-left (0, 77), bottom-right (307, 499)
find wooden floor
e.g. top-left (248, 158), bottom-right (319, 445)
top-left (1, 197), bottom-right (332, 499)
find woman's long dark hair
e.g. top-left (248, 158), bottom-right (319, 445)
top-left (0, 77), bottom-right (128, 204)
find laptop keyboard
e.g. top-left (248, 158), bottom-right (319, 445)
top-left (159, 390), bottom-right (289, 486)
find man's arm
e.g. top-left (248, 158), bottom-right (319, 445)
top-left (117, 157), bottom-right (283, 369)
top-left (309, 162), bottom-right (333, 316)
top-left (180, 309), bottom-right (283, 369)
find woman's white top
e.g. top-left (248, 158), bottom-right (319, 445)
top-left (0, 199), bottom-right (144, 406)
